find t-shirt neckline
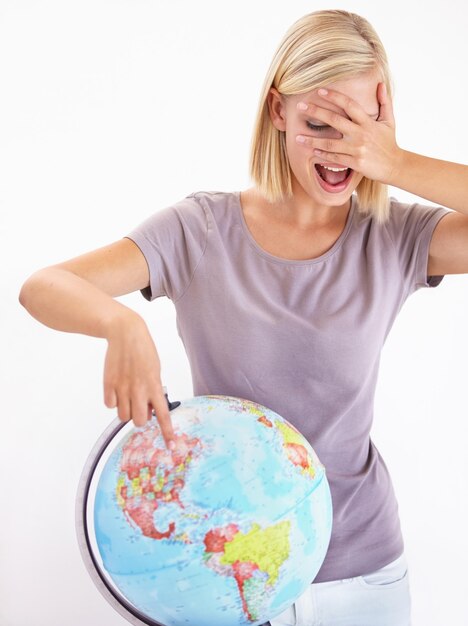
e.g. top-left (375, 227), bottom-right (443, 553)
top-left (234, 190), bottom-right (356, 265)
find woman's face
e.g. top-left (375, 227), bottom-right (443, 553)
top-left (267, 68), bottom-right (383, 206)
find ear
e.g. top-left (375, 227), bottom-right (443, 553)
top-left (266, 87), bottom-right (288, 132)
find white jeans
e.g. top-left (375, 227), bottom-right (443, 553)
top-left (268, 552), bottom-right (411, 626)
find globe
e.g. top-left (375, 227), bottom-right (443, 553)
top-left (76, 394), bottom-right (333, 626)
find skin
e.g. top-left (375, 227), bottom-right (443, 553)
top-left (244, 66), bottom-right (384, 230)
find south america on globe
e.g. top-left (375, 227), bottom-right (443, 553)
top-left (92, 395), bottom-right (333, 626)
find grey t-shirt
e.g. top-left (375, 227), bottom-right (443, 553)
top-left (125, 190), bottom-right (451, 583)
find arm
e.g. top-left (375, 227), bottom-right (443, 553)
top-left (386, 150), bottom-right (468, 277)
top-left (18, 265), bottom-right (142, 338)
top-left (18, 238), bottom-right (149, 337)
top-left (387, 149), bottom-right (468, 216)
top-left (18, 238), bottom-right (176, 447)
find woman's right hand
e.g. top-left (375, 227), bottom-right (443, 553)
top-left (103, 312), bottom-right (175, 449)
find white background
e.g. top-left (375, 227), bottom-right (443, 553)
top-left (2, 1), bottom-right (467, 625)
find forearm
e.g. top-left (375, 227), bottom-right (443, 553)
top-left (18, 268), bottom-right (144, 339)
top-left (387, 149), bottom-right (468, 215)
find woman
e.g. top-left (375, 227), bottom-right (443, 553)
top-left (19, 9), bottom-right (468, 626)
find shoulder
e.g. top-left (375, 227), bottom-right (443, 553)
top-left (187, 190), bottom-right (241, 222)
top-left (189, 189), bottom-right (237, 207)
top-left (384, 195), bottom-right (451, 239)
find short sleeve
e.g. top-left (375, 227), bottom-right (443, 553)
top-left (124, 193), bottom-right (209, 302)
top-left (384, 197), bottom-right (452, 297)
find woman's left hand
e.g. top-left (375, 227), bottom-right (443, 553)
top-left (295, 82), bottom-right (403, 184)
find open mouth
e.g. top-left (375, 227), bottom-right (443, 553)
top-left (314, 163), bottom-right (353, 193)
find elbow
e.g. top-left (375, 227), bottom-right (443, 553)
top-left (18, 269), bottom-right (45, 309)
top-left (18, 277), bottom-right (33, 309)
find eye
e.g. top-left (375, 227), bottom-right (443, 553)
top-left (306, 121), bottom-right (329, 132)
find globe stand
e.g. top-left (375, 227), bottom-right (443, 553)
top-left (75, 388), bottom-right (179, 626)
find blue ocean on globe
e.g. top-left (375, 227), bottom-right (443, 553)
top-left (94, 395), bottom-right (333, 626)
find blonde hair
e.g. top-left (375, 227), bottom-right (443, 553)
top-left (248, 9), bottom-right (395, 225)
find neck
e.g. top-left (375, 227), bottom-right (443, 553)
top-left (256, 187), bottom-right (351, 230)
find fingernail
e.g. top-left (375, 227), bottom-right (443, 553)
top-left (168, 440), bottom-right (176, 451)
top-left (318, 88), bottom-right (328, 96)
top-left (297, 102), bottom-right (308, 110)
